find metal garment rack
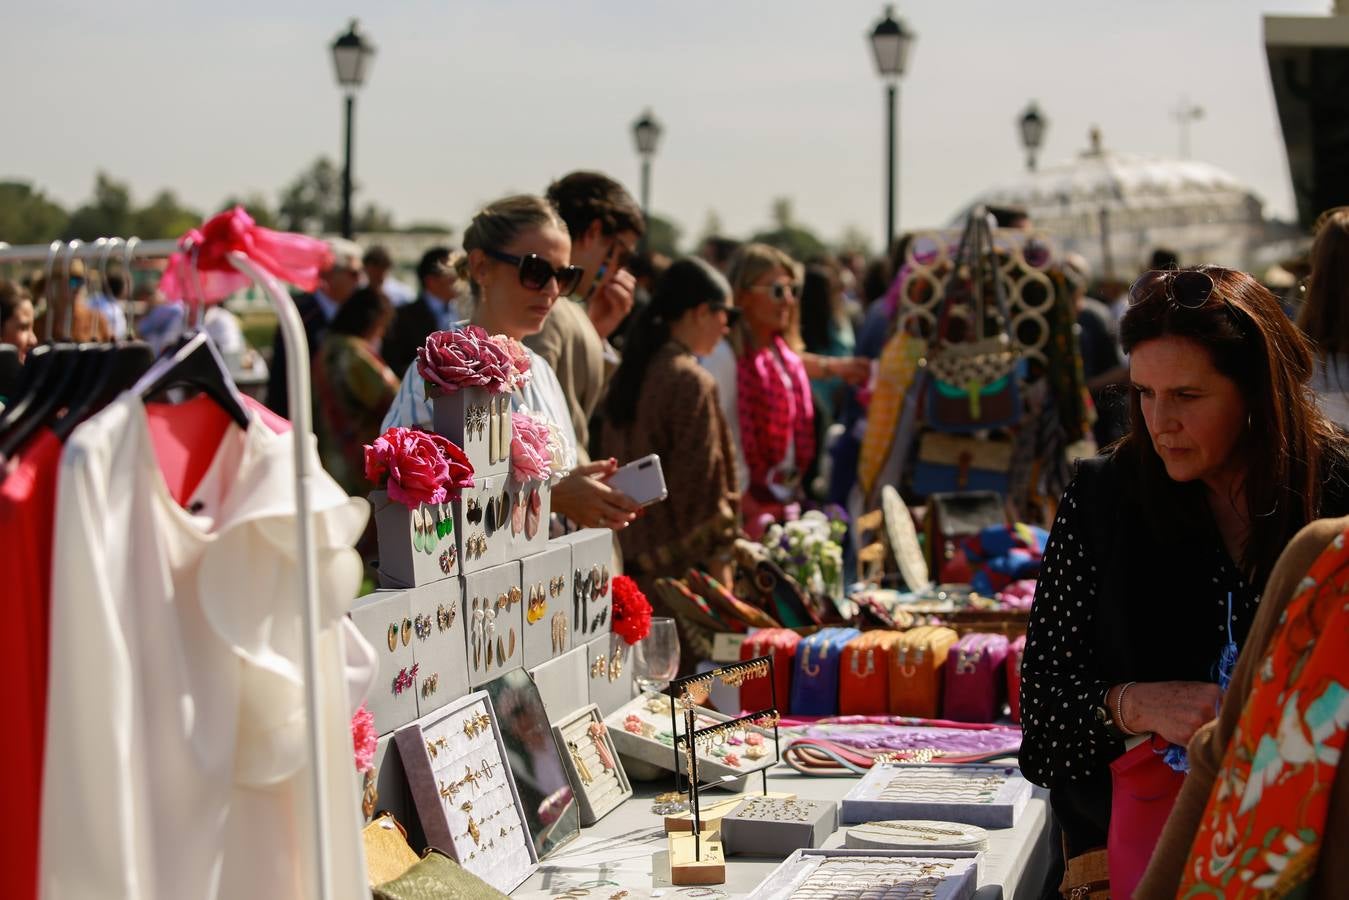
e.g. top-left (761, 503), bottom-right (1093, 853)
top-left (0, 237), bottom-right (337, 900)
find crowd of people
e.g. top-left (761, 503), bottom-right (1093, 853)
top-left (9, 169), bottom-right (1349, 896)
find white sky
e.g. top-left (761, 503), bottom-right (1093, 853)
top-left (3, 0), bottom-right (1332, 252)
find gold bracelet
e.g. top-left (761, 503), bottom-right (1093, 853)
top-left (1116, 681), bottom-right (1138, 736)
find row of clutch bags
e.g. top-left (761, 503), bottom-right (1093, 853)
top-left (737, 626), bottom-right (1027, 725)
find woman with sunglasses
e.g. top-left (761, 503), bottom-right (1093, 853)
top-left (599, 257), bottom-right (743, 589)
top-left (1020, 265), bottom-right (1349, 896)
top-left (381, 194), bottom-right (641, 532)
top-left (702, 243), bottom-right (866, 537)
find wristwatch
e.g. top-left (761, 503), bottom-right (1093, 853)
top-left (1093, 686), bottom-right (1117, 732)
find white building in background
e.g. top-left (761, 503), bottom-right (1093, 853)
top-left (955, 128), bottom-right (1271, 281)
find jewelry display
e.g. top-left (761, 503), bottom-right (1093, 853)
top-left (527, 583), bottom-right (548, 623)
top-left (551, 612), bottom-right (568, 653)
top-left (420, 672), bottom-right (439, 698)
top-left (394, 692), bottom-right (537, 894)
top-left (554, 704), bottom-right (633, 825)
top-left (387, 623), bottom-right (398, 652)
top-left (439, 546), bottom-right (457, 574)
top-left (746, 850), bottom-right (979, 900)
top-left (401, 617), bottom-right (413, 647)
top-left (392, 663), bottom-right (419, 696)
top-left (437, 603), bottom-right (455, 631)
top-left (607, 645), bottom-right (625, 682)
top-left (414, 613), bottom-right (432, 641)
top-left (840, 764), bottom-right (1032, 829)
top-left (467, 403), bottom-right (487, 440)
top-left (590, 655), bottom-right (608, 680)
top-left (466, 498), bottom-right (483, 524)
top-left (845, 820), bottom-right (989, 853)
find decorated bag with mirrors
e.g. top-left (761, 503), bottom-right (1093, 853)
top-left (923, 206), bottom-right (1024, 433)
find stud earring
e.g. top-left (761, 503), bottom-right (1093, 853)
top-left (439, 545), bottom-right (456, 574)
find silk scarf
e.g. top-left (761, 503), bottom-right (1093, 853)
top-left (736, 334), bottom-right (815, 495)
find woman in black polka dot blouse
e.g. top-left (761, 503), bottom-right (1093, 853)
top-left (1021, 267), bottom-right (1349, 869)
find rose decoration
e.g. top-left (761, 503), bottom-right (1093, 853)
top-left (364, 426), bottom-right (475, 508)
top-left (510, 410), bottom-right (555, 484)
top-left (416, 325), bottom-right (530, 396)
top-left (612, 575), bottom-right (653, 645)
top-left (351, 703), bottom-right (377, 775)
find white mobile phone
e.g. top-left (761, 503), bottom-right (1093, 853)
top-left (607, 453), bottom-right (668, 508)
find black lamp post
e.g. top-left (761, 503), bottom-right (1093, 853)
top-left (869, 5), bottom-right (914, 253)
top-left (631, 109), bottom-right (663, 239)
top-left (1019, 101), bottom-right (1047, 172)
top-left (330, 19), bottom-right (375, 239)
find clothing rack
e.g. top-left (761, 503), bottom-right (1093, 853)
top-left (0, 238), bottom-right (337, 900)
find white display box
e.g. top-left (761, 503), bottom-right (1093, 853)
top-left (746, 849), bottom-right (980, 900)
top-left (371, 491), bottom-right (458, 589)
top-left (555, 528), bottom-right (613, 644)
top-left (431, 385), bottom-right (511, 479)
top-left (348, 589), bottom-right (419, 735)
top-left (453, 472), bottom-right (512, 574)
top-left (404, 578), bottom-right (469, 716)
top-left (461, 560), bottom-right (523, 689)
top-left (585, 632), bottom-right (635, 716)
top-left (528, 646), bottom-right (588, 725)
top-left (519, 543), bottom-right (573, 670)
top-left (552, 704), bottom-right (633, 825)
top-left (840, 764), bottom-right (1032, 829)
top-left (720, 797), bottom-right (838, 857)
top-left (503, 478), bottom-right (551, 559)
top-left (394, 692), bottom-right (538, 894)
top-left (602, 694), bottom-right (780, 788)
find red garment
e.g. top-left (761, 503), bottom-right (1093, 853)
top-left (158, 205), bottom-right (333, 303)
top-left (145, 395), bottom-right (289, 505)
top-left (735, 335), bottom-right (815, 499)
top-left (0, 430), bottom-right (62, 900)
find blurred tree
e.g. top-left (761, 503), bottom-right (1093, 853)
top-left (399, 221), bottom-right (455, 235)
top-left (697, 209), bottom-right (726, 243)
top-left (277, 157), bottom-right (342, 234)
top-left (751, 197), bottom-right (827, 262)
top-left (220, 193), bottom-right (279, 229)
top-left (644, 213), bottom-right (682, 258)
top-left (132, 190), bottom-right (201, 239)
top-left (0, 181), bottom-right (69, 244)
top-left (354, 203), bottom-right (396, 233)
top-left (836, 225), bottom-right (872, 257)
top-left (64, 172), bottom-right (134, 240)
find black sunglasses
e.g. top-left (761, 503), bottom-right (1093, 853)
top-left (483, 248), bottom-right (583, 295)
top-left (1127, 269), bottom-right (1214, 309)
top-left (708, 302), bottom-right (742, 326)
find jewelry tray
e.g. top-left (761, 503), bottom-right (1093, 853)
top-left (746, 848), bottom-right (980, 900)
top-left (840, 764), bottom-right (1031, 829)
top-left (720, 796), bottom-right (838, 857)
top-left (603, 694), bottom-right (780, 789)
top-left (844, 819), bottom-right (989, 852)
top-left (394, 691), bottom-right (538, 894)
top-left (552, 704), bottom-right (632, 825)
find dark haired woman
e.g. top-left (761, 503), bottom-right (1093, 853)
top-left (1019, 265), bottom-right (1349, 896)
top-left (1298, 206), bottom-right (1349, 428)
top-left (599, 257), bottom-right (743, 585)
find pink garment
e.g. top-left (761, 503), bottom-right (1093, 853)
top-left (158, 206), bottom-right (333, 303)
top-left (735, 335), bottom-right (815, 499)
top-left (997, 579), bottom-right (1037, 611)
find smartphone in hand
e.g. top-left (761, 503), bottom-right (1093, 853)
top-left (606, 454), bottom-right (668, 508)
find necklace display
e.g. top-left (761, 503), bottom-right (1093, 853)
top-left (554, 705), bottom-right (632, 825)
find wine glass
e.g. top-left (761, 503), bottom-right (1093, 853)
top-left (633, 617), bottom-right (680, 694)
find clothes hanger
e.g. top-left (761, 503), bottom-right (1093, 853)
top-left (0, 242), bottom-right (70, 437)
top-left (51, 236), bottom-right (155, 441)
top-left (135, 240), bottom-right (249, 429)
top-left (0, 241), bottom-right (92, 458)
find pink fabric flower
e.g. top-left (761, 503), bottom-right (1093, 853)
top-left (417, 325), bottom-right (521, 395)
top-left (351, 703), bottom-right (377, 774)
top-left (364, 427), bottom-right (475, 508)
top-left (510, 411), bottom-right (555, 484)
top-left (489, 335), bottom-right (533, 391)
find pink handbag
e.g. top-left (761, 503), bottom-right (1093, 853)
top-left (1006, 634), bottom-right (1026, 723)
top-left (941, 632), bottom-right (1010, 722)
top-left (1108, 736), bottom-right (1185, 899)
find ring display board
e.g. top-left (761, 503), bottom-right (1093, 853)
top-left (746, 848), bottom-right (979, 900)
top-left (840, 764), bottom-right (1032, 829)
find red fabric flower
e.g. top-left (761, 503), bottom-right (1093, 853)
top-left (417, 325), bottom-right (526, 396)
top-left (363, 426), bottom-right (475, 508)
top-left (351, 703), bottom-right (377, 774)
top-left (611, 575), bottom-right (653, 645)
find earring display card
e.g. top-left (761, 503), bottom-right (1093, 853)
top-left (551, 704), bottom-right (632, 825)
top-left (349, 590), bottom-right (419, 735)
top-left (840, 764), bottom-right (1032, 829)
top-left (603, 694), bottom-right (781, 786)
top-left (370, 490), bottom-right (460, 589)
top-left (527, 645), bottom-right (588, 725)
top-left (585, 632), bottom-right (635, 716)
top-left (393, 692), bottom-right (537, 894)
top-left (746, 849), bottom-right (979, 900)
top-left (555, 528), bottom-right (614, 643)
top-left (461, 560), bottom-right (523, 689)
top-left (505, 478), bottom-right (551, 559)
top-left (405, 578), bottom-right (469, 716)
top-left (453, 472), bottom-right (512, 574)
top-left (431, 385), bottom-right (511, 480)
top-left (720, 797), bottom-right (838, 858)
top-left (520, 543), bottom-right (571, 670)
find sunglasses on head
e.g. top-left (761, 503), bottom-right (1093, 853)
top-left (483, 248), bottom-right (583, 295)
top-left (750, 282), bottom-right (802, 302)
top-left (1127, 269), bottom-right (1215, 309)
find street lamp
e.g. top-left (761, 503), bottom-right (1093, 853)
top-left (1019, 101), bottom-right (1047, 172)
top-left (869, 5), bottom-right (915, 253)
top-left (631, 109), bottom-right (663, 238)
top-left (330, 19), bottom-right (375, 239)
